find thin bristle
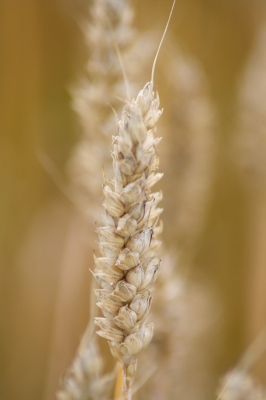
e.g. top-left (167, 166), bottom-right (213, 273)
top-left (151, 0), bottom-right (176, 84)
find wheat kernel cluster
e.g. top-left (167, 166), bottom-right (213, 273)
top-left (93, 81), bottom-right (163, 386)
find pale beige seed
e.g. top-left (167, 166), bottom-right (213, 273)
top-left (115, 248), bottom-right (140, 270)
top-left (126, 265), bottom-right (144, 288)
top-left (103, 186), bottom-right (125, 218)
top-left (126, 228), bottom-right (153, 255)
top-left (129, 292), bottom-right (152, 321)
top-left (111, 280), bottom-right (137, 302)
top-left (95, 318), bottom-right (124, 342)
top-left (116, 214), bottom-right (138, 237)
top-left (113, 305), bottom-right (138, 331)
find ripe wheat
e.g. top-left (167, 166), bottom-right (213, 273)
top-left (94, 81), bottom-right (163, 399)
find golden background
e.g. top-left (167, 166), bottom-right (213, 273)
top-left (1, 0), bottom-right (266, 398)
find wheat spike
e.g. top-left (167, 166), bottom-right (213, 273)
top-left (94, 79), bottom-right (163, 399)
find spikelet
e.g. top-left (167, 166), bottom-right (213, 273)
top-left (93, 80), bottom-right (163, 397)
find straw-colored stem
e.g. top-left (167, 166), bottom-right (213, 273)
top-left (114, 363), bottom-right (123, 400)
top-left (122, 368), bottom-right (132, 400)
top-left (114, 363), bottom-right (132, 400)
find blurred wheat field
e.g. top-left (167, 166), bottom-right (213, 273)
top-left (1, 0), bottom-right (266, 399)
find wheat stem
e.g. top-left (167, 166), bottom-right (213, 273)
top-left (114, 363), bottom-right (123, 400)
top-left (122, 367), bottom-right (132, 400)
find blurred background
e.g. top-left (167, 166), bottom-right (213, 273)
top-left (1, 0), bottom-right (266, 399)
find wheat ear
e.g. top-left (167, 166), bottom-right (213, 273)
top-left (94, 80), bottom-right (163, 399)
